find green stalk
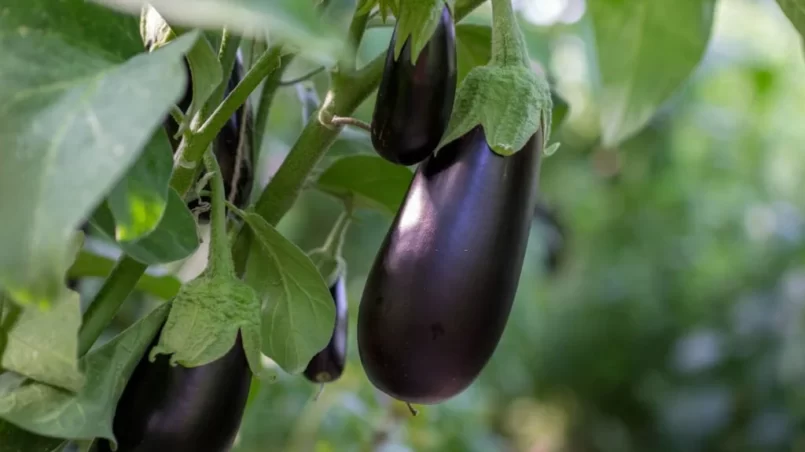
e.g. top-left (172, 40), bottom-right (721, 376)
top-left (254, 50), bottom-right (295, 154)
top-left (203, 150), bottom-right (235, 278)
top-left (490, 0), bottom-right (529, 67)
top-left (323, 209), bottom-right (352, 258)
top-left (77, 257), bottom-right (149, 355)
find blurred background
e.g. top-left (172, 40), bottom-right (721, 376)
top-left (78, 0), bottom-right (805, 450)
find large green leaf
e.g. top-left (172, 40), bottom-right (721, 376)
top-left (316, 155), bottom-right (413, 215)
top-left (0, 304), bottom-right (170, 444)
top-left (589, 0), bottom-right (715, 147)
top-left (92, 188), bottom-right (200, 265)
top-left (1, 292), bottom-right (83, 392)
top-left (0, 0), bottom-right (198, 308)
top-left (777, 1), bottom-right (805, 39)
top-left (242, 212), bottom-right (335, 374)
top-left (107, 129), bottom-right (174, 243)
top-left (93, 0), bottom-right (345, 65)
top-left (455, 24), bottom-right (492, 84)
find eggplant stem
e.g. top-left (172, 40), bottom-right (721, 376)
top-left (314, 383), bottom-right (325, 401)
top-left (330, 116), bottom-right (371, 132)
top-left (406, 403), bottom-right (419, 417)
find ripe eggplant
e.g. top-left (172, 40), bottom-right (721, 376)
top-left (358, 126), bottom-right (543, 404)
top-left (167, 58), bottom-right (253, 218)
top-left (370, 5), bottom-right (457, 166)
top-left (94, 330), bottom-right (251, 452)
top-left (303, 274), bottom-right (348, 383)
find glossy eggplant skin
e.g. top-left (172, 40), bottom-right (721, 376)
top-left (94, 331), bottom-right (251, 452)
top-left (303, 275), bottom-right (349, 383)
top-left (370, 5), bottom-right (457, 166)
top-left (358, 126), bottom-right (543, 404)
top-left (167, 58), bottom-right (252, 218)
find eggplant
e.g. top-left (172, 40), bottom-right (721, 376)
top-left (167, 58), bottom-right (253, 219)
top-left (370, 5), bottom-right (457, 166)
top-left (358, 126), bottom-right (543, 404)
top-left (303, 274), bottom-right (348, 383)
top-left (94, 330), bottom-right (251, 452)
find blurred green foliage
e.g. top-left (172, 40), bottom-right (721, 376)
top-left (224, 0), bottom-right (805, 451)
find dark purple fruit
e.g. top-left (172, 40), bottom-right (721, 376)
top-left (94, 330), bottom-right (251, 452)
top-left (358, 126), bottom-right (543, 404)
top-left (370, 5), bottom-right (457, 166)
top-left (304, 275), bottom-right (348, 383)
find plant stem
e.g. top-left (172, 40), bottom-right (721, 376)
top-left (172, 46), bottom-right (283, 197)
top-left (205, 28), bottom-right (242, 117)
top-left (77, 257), bottom-right (148, 356)
top-left (68, 251), bottom-right (180, 300)
top-left (203, 150), bottom-right (235, 278)
top-left (323, 210), bottom-right (352, 258)
top-left (490, 0), bottom-right (529, 67)
top-left (330, 116), bottom-right (371, 131)
top-left (280, 66), bottom-right (325, 86)
top-left (254, 50), bottom-right (295, 154)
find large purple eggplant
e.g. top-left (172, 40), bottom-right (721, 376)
top-left (358, 126), bottom-right (543, 404)
top-left (94, 331), bottom-right (251, 452)
top-left (304, 274), bottom-right (349, 383)
top-left (370, 5), bottom-right (457, 166)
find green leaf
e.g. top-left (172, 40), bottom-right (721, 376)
top-left (777, 0), bottom-right (805, 39)
top-left (455, 24), bottom-right (492, 84)
top-left (180, 34), bottom-right (222, 133)
top-left (392, 0), bottom-right (451, 61)
top-left (0, 420), bottom-right (66, 452)
top-left (358, 0), bottom-right (400, 20)
top-left (149, 275), bottom-right (263, 378)
top-left (94, 0), bottom-right (346, 65)
top-left (316, 155), bottom-right (413, 215)
top-left (92, 188), bottom-right (200, 265)
top-left (0, 303), bottom-right (170, 444)
top-left (589, 0), bottom-right (715, 146)
top-left (107, 129), bottom-right (174, 242)
top-left (241, 212), bottom-right (335, 374)
top-left (1, 292), bottom-right (83, 392)
top-left (437, 65), bottom-right (552, 156)
top-left (0, 0), bottom-right (198, 308)
top-left (67, 251), bottom-right (181, 300)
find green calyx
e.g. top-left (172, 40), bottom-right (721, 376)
top-left (392, 0), bottom-right (454, 62)
top-left (148, 150), bottom-right (265, 379)
top-left (357, 0), bottom-right (400, 22)
top-left (437, 0), bottom-right (553, 156)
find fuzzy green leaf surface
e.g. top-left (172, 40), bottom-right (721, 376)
top-left (393, 0), bottom-right (453, 61)
top-left (149, 275), bottom-right (263, 377)
top-left (0, 0), bottom-right (197, 307)
top-left (107, 129), bottom-right (173, 242)
top-left (0, 304), bottom-right (170, 445)
top-left (316, 155), bottom-right (413, 215)
top-left (92, 189), bottom-right (200, 265)
top-left (1, 292), bottom-right (83, 392)
top-left (93, 0), bottom-right (345, 65)
top-left (590, 0), bottom-right (715, 146)
top-left (438, 65), bottom-right (552, 156)
top-left (241, 213), bottom-right (335, 375)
